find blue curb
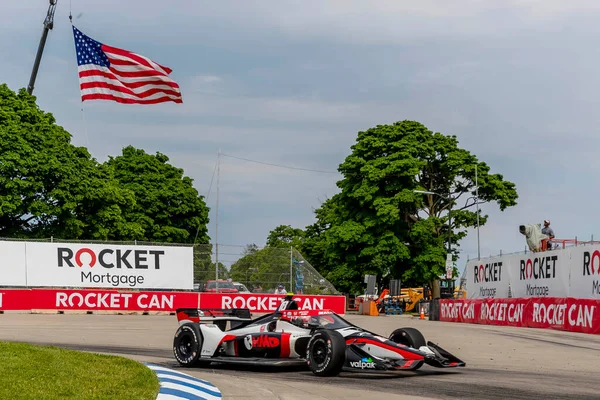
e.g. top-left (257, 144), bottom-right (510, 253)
top-left (145, 363), bottom-right (222, 400)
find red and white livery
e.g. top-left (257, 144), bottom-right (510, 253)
top-left (173, 295), bottom-right (466, 376)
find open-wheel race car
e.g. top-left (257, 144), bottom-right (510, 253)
top-left (172, 295), bottom-right (465, 376)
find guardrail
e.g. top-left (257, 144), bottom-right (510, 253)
top-left (0, 289), bottom-right (347, 315)
top-left (430, 297), bottom-right (600, 335)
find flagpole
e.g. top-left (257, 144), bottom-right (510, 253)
top-left (215, 149), bottom-right (221, 291)
top-left (80, 103), bottom-right (90, 149)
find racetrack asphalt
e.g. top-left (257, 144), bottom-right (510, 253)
top-left (1, 312), bottom-right (599, 399)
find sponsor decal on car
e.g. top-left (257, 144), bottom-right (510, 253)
top-left (253, 335), bottom-right (280, 348)
top-left (350, 357), bottom-right (376, 369)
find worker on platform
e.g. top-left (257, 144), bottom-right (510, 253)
top-left (542, 219), bottom-right (555, 250)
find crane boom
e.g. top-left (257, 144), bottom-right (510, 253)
top-left (27, 0), bottom-right (58, 95)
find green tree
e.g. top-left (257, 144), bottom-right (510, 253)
top-left (193, 244), bottom-right (232, 285)
top-left (229, 244), bottom-right (291, 291)
top-left (266, 224), bottom-right (306, 249)
top-left (105, 146), bottom-right (210, 243)
top-left (0, 84), bottom-right (139, 239)
top-left (305, 120), bottom-right (518, 293)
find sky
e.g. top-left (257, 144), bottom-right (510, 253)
top-left (2, 0), bottom-right (600, 278)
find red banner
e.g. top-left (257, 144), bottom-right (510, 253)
top-left (0, 289), bottom-right (32, 310)
top-left (440, 297), bottom-right (600, 335)
top-left (198, 293), bottom-right (346, 314)
top-left (0, 289), bottom-right (346, 314)
top-left (31, 289), bottom-right (199, 311)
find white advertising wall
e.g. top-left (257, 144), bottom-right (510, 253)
top-left (569, 246), bottom-right (600, 299)
top-left (0, 241), bottom-right (193, 290)
top-left (509, 249), bottom-right (570, 298)
top-left (0, 241), bottom-right (27, 286)
top-left (467, 244), bottom-right (600, 299)
top-left (466, 255), bottom-right (510, 298)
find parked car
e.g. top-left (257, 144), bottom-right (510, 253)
top-left (201, 280), bottom-right (239, 293)
top-left (232, 282), bottom-right (251, 293)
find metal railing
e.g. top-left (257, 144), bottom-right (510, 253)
top-left (465, 236), bottom-right (600, 261)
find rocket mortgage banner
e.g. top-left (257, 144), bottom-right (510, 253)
top-left (466, 255), bottom-right (510, 298)
top-left (24, 242), bottom-right (194, 290)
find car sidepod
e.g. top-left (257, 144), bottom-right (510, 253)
top-left (226, 332), bottom-right (300, 359)
top-left (343, 333), bottom-right (426, 371)
top-left (344, 341), bottom-right (401, 371)
top-left (342, 330), bottom-right (465, 372)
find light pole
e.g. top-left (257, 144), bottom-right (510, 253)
top-left (413, 190), bottom-right (452, 252)
top-left (475, 165), bottom-right (480, 260)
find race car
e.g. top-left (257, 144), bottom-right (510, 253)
top-left (172, 295), bottom-right (465, 376)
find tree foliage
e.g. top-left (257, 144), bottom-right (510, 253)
top-left (194, 262), bottom-right (230, 284)
top-left (229, 244), bottom-right (291, 291)
top-left (105, 146), bottom-right (210, 243)
top-left (192, 244), bottom-right (231, 284)
top-left (0, 84), bottom-right (210, 243)
top-left (0, 84), bottom-right (139, 239)
top-left (298, 120), bottom-right (518, 293)
top-left (266, 224), bottom-right (306, 249)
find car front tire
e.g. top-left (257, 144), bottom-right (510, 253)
top-left (307, 329), bottom-right (346, 377)
top-left (389, 327), bottom-right (427, 371)
top-left (389, 327), bottom-right (427, 349)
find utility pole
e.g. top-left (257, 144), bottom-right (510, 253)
top-left (475, 164), bottom-right (481, 260)
top-left (290, 246), bottom-right (293, 293)
top-left (215, 149), bottom-right (221, 292)
top-left (447, 188), bottom-right (452, 253)
top-left (27, 0), bottom-right (58, 95)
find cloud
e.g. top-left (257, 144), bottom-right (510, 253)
top-left (4, 0), bottom-right (600, 275)
top-left (195, 75), bottom-right (221, 83)
top-left (189, 75), bottom-right (224, 94)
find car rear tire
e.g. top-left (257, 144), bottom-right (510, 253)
top-left (173, 323), bottom-right (207, 367)
top-left (307, 329), bottom-right (346, 377)
top-left (389, 327), bottom-right (427, 349)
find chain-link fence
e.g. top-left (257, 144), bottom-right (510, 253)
top-left (0, 238), bottom-right (340, 295)
top-left (193, 244), bottom-right (340, 295)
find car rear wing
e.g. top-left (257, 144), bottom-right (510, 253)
top-left (175, 308), bottom-right (253, 329)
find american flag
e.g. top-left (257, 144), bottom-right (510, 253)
top-left (72, 25), bottom-right (183, 104)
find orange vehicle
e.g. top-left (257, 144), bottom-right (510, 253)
top-left (349, 278), bottom-right (466, 313)
top-left (352, 287), bottom-right (425, 313)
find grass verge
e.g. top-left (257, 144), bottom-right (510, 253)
top-left (0, 341), bottom-right (160, 400)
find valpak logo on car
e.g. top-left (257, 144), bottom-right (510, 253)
top-left (350, 357), bottom-right (376, 369)
top-left (473, 261), bottom-right (503, 297)
top-left (519, 255), bottom-right (558, 296)
top-left (57, 247), bottom-right (165, 287)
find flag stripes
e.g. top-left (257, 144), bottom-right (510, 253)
top-left (72, 26), bottom-right (182, 105)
